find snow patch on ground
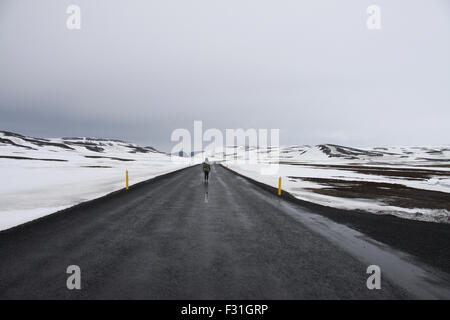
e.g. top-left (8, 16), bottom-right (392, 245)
top-left (0, 132), bottom-right (193, 231)
top-left (218, 144), bottom-right (450, 223)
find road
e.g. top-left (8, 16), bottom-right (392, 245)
top-left (0, 164), bottom-right (449, 299)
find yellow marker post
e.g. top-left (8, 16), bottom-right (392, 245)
top-left (278, 177), bottom-right (282, 196)
top-left (126, 170), bottom-right (129, 190)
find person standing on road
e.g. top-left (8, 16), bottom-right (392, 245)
top-left (203, 158), bottom-right (211, 182)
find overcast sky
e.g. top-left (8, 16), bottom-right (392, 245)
top-left (0, 0), bottom-right (449, 151)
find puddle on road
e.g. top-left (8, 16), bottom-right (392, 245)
top-left (203, 181), bottom-right (209, 203)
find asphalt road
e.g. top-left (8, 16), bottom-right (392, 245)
top-left (0, 164), bottom-right (449, 299)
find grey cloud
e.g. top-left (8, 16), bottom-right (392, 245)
top-left (0, 0), bottom-right (449, 151)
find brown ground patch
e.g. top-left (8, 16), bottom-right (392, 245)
top-left (413, 164), bottom-right (450, 169)
top-left (81, 165), bottom-right (112, 168)
top-left (289, 176), bottom-right (450, 211)
top-left (281, 162), bottom-right (450, 180)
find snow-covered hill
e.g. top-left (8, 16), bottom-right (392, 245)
top-left (0, 131), bottom-right (190, 231)
top-left (0, 131), bottom-right (167, 159)
top-left (203, 143), bottom-right (450, 165)
top-left (213, 144), bottom-right (450, 223)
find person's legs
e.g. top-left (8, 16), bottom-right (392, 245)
top-left (206, 171), bottom-right (209, 181)
top-left (204, 171), bottom-right (207, 181)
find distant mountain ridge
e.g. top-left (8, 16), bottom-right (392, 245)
top-left (1, 130), bottom-right (449, 164)
top-left (203, 143), bottom-right (450, 164)
top-left (0, 131), bottom-right (164, 155)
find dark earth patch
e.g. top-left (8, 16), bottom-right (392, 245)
top-left (281, 162), bottom-right (450, 180)
top-left (289, 176), bottom-right (450, 211)
top-left (84, 155), bottom-right (135, 161)
top-left (81, 165), bottom-right (112, 168)
top-left (0, 155), bottom-right (67, 162)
